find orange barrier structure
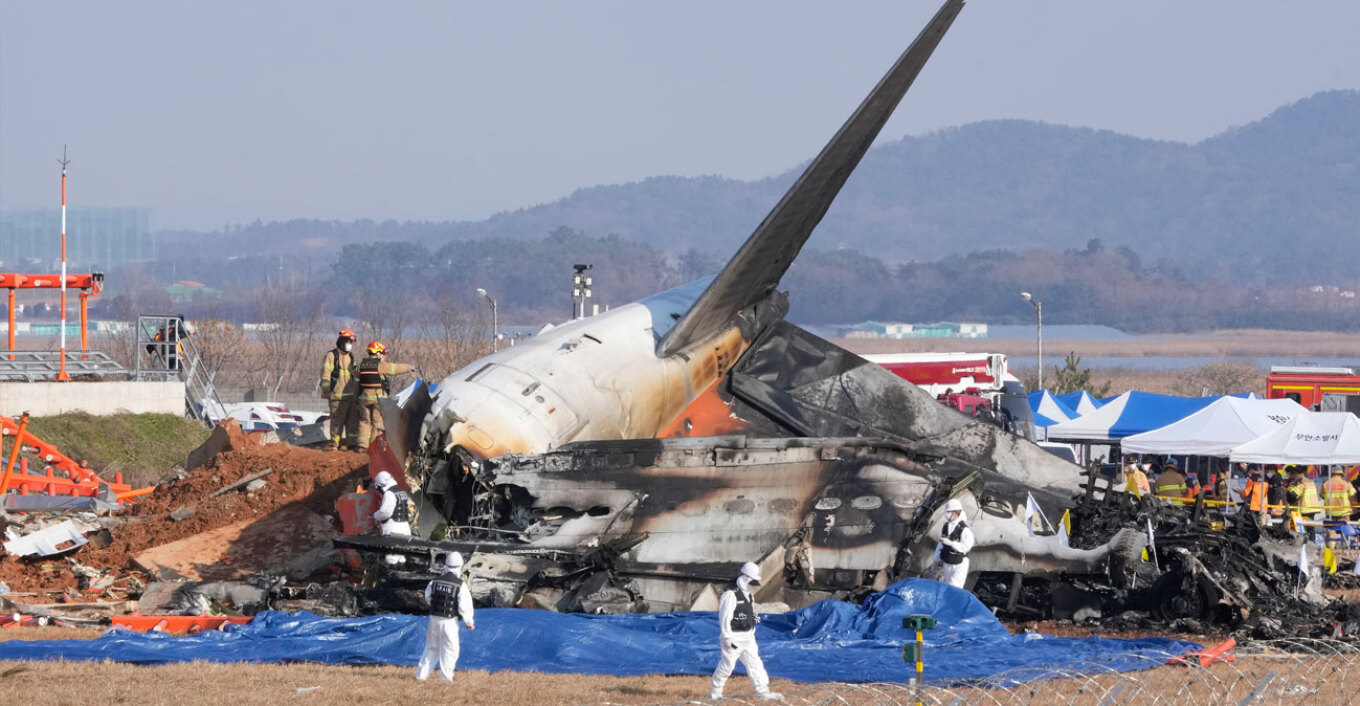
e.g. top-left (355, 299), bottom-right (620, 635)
top-left (111, 615), bottom-right (252, 633)
top-left (1, 413), bottom-right (151, 500)
top-left (0, 272), bottom-right (104, 361)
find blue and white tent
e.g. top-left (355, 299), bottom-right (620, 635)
top-left (1045, 391), bottom-right (1222, 442)
top-left (1121, 396), bottom-right (1306, 456)
top-left (1028, 390), bottom-right (1078, 427)
top-left (1055, 391), bottom-right (1105, 417)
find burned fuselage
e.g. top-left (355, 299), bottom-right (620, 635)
top-left (363, 0), bottom-right (1145, 613)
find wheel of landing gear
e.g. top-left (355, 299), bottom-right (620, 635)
top-left (1149, 571), bottom-right (1219, 622)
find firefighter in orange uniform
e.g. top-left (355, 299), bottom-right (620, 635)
top-left (354, 341), bottom-right (413, 451)
top-left (320, 329), bottom-right (359, 450)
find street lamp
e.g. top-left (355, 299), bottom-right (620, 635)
top-left (475, 288), bottom-right (499, 352)
top-left (1020, 292), bottom-right (1043, 391)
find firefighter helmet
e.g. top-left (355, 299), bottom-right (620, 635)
top-left (367, 341), bottom-right (387, 356)
top-left (338, 328), bottom-right (356, 340)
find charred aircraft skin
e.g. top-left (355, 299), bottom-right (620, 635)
top-left (368, 0), bottom-right (1140, 615)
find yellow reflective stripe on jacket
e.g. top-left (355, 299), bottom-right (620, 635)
top-left (1324, 479), bottom-right (1354, 517)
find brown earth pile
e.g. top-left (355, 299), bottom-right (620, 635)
top-left (0, 444), bottom-right (370, 594)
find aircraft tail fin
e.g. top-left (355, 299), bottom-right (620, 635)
top-left (656, 0), bottom-right (965, 357)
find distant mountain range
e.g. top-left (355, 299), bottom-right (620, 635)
top-left (438, 90), bottom-right (1359, 285)
top-left (163, 90), bottom-right (1360, 286)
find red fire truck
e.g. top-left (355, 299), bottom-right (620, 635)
top-left (1265, 366), bottom-right (1360, 410)
top-left (862, 352), bottom-right (1035, 438)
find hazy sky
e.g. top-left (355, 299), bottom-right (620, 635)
top-left (2, 1), bottom-right (1357, 231)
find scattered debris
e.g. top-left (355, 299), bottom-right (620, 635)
top-left (2, 521), bottom-right (88, 557)
top-left (207, 468), bottom-right (274, 498)
top-left (168, 507), bottom-right (194, 522)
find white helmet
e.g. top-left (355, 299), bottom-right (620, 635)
top-left (373, 471), bottom-right (396, 489)
top-left (444, 551), bottom-right (464, 570)
top-left (943, 499), bottom-right (964, 514)
top-left (739, 561), bottom-right (762, 584)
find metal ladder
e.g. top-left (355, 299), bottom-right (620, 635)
top-left (133, 314), bottom-right (224, 423)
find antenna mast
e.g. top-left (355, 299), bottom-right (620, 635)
top-left (55, 146), bottom-right (71, 381)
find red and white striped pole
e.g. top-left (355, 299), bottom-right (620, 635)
top-left (55, 146), bottom-right (71, 381)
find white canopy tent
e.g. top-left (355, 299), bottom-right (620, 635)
top-left (1228, 411), bottom-right (1360, 465)
top-left (1121, 397), bottom-right (1306, 456)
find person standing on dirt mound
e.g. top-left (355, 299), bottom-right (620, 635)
top-left (354, 341), bottom-right (413, 452)
top-left (709, 561), bottom-right (782, 701)
top-left (371, 471), bottom-right (413, 567)
top-left (417, 551), bottom-right (475, 681)
top-left (319, 328), bottom-right (358, 450)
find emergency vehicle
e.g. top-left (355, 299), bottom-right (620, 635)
top-left (863, 352), bottom-right (1035, 439)
top-left (1265, 366), bottom-right (1360, 410)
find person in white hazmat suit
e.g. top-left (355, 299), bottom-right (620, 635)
top-left (416, 551), bottom-right (475, 681)
top-left (708, 562), bottom-right (783, 701)
top-left (371, 471), bottom-right (413, 566)
top-left (932, 499), bottom-right (975, 589)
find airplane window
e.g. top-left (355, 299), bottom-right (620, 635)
top-left (814, 497), bottom-right (842, 511)
top-left (851, 496), bottom-right (883, 510)
top-left (724, 498), bottom-right (756, 514)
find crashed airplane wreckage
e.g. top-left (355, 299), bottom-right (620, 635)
top-left (337, 0), bottom-right (1331, 629)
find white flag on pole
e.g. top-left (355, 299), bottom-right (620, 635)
top-left (1298, 543), bottom-right (1310, 576)
top-left (1025, 493), bottom-right (1040, 537)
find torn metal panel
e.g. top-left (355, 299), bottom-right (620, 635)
top-left (3, 520), bottom-right (88, 557)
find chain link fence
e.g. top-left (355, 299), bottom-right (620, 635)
top-left (606, 639), bottom-right (1360, 706)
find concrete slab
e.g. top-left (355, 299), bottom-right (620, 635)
top-left (0, 381), bottom-right (185, 417)
top-left (132, 505), bottom-right (338, 582)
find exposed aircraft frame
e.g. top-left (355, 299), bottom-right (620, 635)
top-left (348, 0), bottom-right (1323, 623)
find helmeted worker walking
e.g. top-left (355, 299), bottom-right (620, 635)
top-left (416, 551), bottom-right (475, 681)
top-left (354, 341), bottom-right (414, 452)
top-left (372, 471), bottom-right (413, 567)
top-left (320, 329), bottom-right (359, 450)
top-left (933, 499), bottom-right (974, 589)
top-left (709, 562), bottom-right (782, 701)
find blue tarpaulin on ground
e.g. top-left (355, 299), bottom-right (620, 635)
top-left (0, 580), bottom-right (1197, 684)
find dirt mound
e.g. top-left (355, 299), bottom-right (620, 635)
top-left (0, 444), bottom-right (369, 594)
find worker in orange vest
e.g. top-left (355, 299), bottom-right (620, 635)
top-left (1241, 466), bottom-right (1269, 524)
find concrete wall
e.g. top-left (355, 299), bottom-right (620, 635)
top-left (0, 381), bottom-right (186, 417)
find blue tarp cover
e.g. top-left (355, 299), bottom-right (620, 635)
top-left (0, 580), bottom-right (1196, 684)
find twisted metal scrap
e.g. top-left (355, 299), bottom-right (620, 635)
top-left (607, 638), bottom-right (1360, 706)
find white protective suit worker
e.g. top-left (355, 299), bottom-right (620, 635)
top-left (371, 471), bottom-right (413, 566)
top-left (416, 551), bottom-right (475, 681)
top-left (708, 562), bottom-right (783, 701)
top-left (933, 499), bottom-right (975, 589)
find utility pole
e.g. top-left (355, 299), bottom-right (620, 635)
top-left (56, 146), bottom-right (71, 381)
top-left (475, 288), bottom-right (499, 352)
top-left (1020, 291), bottom-right (1043, 391)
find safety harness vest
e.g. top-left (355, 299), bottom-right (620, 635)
top-left (1324, 477), bottom-right (1354, 518)
top-left (728, 587), bottom-right (756, 632)
top-left (940, 520), bottom-right (969, 565)
top-left (428, 572), bottom-right (464, 619)
top-left (358, 356), bottom-right (388, 394)
top-left (386, 489), bottom-right (411, 523)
